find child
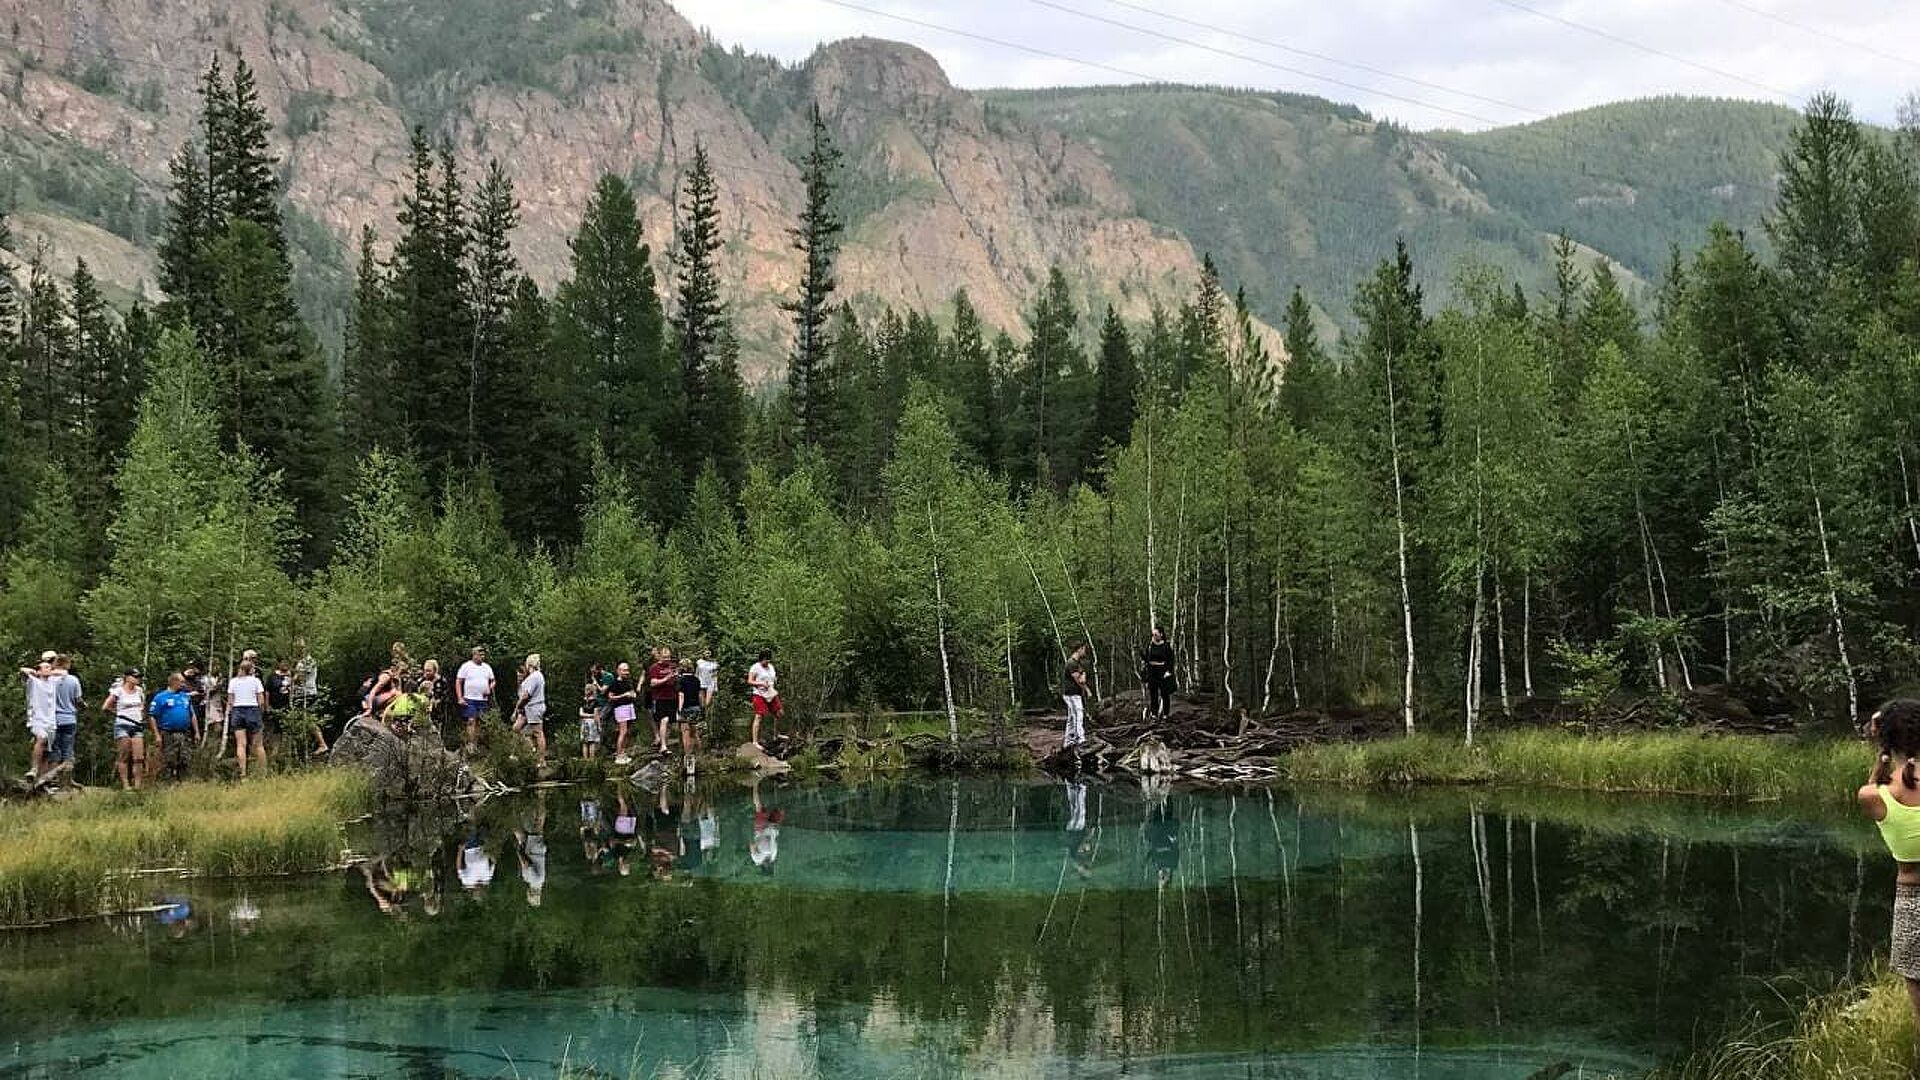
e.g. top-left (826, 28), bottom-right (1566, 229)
top-left (578, 678), bottom-right (602, 760)
top-left (383, 675), bottom-right (425, 735)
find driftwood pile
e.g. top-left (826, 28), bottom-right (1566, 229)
top-left (1039, 690), bottom-right (1400, 781)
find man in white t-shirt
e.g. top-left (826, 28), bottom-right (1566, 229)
top-left (227, 659), bottom-right (268, 778)
top-left (456, 646), bottom-right (496, 752)
top-left (746, 649), bottom-right (783, 750)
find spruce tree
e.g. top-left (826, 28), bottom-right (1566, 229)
top-left (1277, 286), bottom-right (1332, 433)
top-left (784, 104), bottom-right (844, 448)
top-left (341, 225), bottom-right (396, 452)
top-left (1088, 304), bottom-right (1138, 471)
top-left (468, 159), bottom-right (521, 469)
top-left (389, 130), bottom-right (475, 484)
top-left (216, 58), bottom-right (283, 250)
top-left (1770, 92), bottom-right (1865, 294)
top-left (673, 143), bottom-right (743, 487)
top-left (17, 257), bottom-right (76, 461)
top-left (1009, 267), bottom-right (1090, 491)
top-left (552, 173), bottom-right (668, 501)
top-left (937, 290), bottom-right (999, 468)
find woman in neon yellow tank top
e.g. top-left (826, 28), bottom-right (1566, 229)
top-left (1858, 698), bottom-right (1920, 1026)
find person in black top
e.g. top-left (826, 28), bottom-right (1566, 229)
top-left (265, 659), bottom-right (294, 744)
top-left (676, 659), bottom-right (705, 775)
top-left (1142, 627), bottom-right (1175, 722)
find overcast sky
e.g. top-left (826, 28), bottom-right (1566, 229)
top-left (674, 0), bottom-right (1920, 131)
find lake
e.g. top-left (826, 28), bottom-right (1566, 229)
top-left (0, 777), bottom-right (1888, 1079)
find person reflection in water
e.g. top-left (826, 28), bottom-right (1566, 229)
top-left (1065, 780), bottom-right (1096, 879)
top-left (357, 856), bottom-right (419, 917)
top-left (1143, 776), bottom-right (1179, 889)
top-left (751, 780), bottom-right (783, 876)
top-left (516, 794), bottom-right (548, 907)
top-left (608, 793), bottom-right (639, 877)
top-left (648, 783), bottom-right (680, 880)
top-left (458, 823), bottom-right (496, 897)
top-left (1861, 699), bottom-right (1920, 1030)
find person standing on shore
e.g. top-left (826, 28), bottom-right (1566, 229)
top-left (456, 646), bottom-right (496, 753)
top-left (227, 659), bottom-right (267, 778)
top-left (608, 662), bottom-right (638, 764)
top-left (647, 647), bottom-right (678, 755)
top-left (104, 669), bottom-right (146, 790)
top-left (696, 649), bottom-right (720, 715)
top-left (746, 650), bottom-right (782, 751)
top-left (1860, 699), bottom-right (1920, 1032)
top-left (148, 672), bottom-right (196, 781)
top-left (1062, 643), bottom-right (1091, 750)
top-left (19, 652), bottom-right (56, 780)
top-left (676, 659), bottom-right (704, 775)
top-left (513, 654), bottom-right (547, 767)
top-left (48, 655), bottom-right (83, 779)
top-left (1142, 627), bottom-right (1175, 722)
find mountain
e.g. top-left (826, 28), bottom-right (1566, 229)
top-left (986, 86), bottom-right (1800, 324)
top-left (0, 0), bottom-right (1807, 370)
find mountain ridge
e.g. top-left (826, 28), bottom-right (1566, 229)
top-left (0, 0), bottom-right (1807, 372)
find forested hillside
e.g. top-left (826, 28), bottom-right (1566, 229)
top-left (989, 86), bottom-right (1801, 325)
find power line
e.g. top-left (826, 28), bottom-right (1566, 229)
top-left (1710, 0), bottom-right (1920, 74)
top-left (1025, 0), bottom-right (1512, 128)
top-left (1085, 0), bottom-right (1547, 119)
top-left (1487, 0), bottom-right (1803, 103)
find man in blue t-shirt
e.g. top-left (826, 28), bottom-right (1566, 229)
top-left (149, 673), bottom-right (197, 781)
top-left (47, 655), bottom-right (83, 774)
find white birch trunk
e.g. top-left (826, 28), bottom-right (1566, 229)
top-left (1521, 572), bottom-right (1534, 699)
top-left (1810, 477), bottom-right (1860, 725)
top-left (1023, 544), bottom-right (1068, 666)
top-left (927, 501), bottom-right (959, 745)
top-left (1262, 579), bottom-right (1280, 715)
top-left (1054, 542), bottom-right (1102, 700)
top-left (1221, 508), bottom-right (1234, 712)
top-left (1493, 574), bottom-right (1511, 715)
top-left (1465, 564), bottom-right (1485, 746)
top-left (1901, 444), bottom-right (1920, 566)
top-left (1385, 347), bottom-right (1417, 735)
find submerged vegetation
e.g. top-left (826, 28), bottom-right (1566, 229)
top-left (1283, 730), bottom-right (1865, 802)
top-left (0, 771), bottom-right (366, 925)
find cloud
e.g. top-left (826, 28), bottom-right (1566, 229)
top-left (672, 0), bottom-right (1920, 129)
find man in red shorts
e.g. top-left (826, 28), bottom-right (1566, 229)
top-left (646, 646), bottom-right (678, 755)
top-left (746, 649), bottom-right (782, 750)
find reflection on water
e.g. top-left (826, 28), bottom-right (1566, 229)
top-left (0, 777), bottom-right (1888, 1079)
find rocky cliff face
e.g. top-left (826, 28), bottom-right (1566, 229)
top-left (0, 0), bottom-right (1247, 379)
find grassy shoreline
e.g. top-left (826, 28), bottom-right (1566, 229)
top-left (0, 771), bottom-right (369, 926)
top-left (1652, 969), bottom-right (1917, 1080)
top-left (1280, 729), bottom-right (1863, 802)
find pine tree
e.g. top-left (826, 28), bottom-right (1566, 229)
top-left (208, 218), bottom-right (339, 558)
top-left (552, 173), bottom-right (668, 499)
top-left (1088, 304), bottom-right (1138, 471)
top-left (17, 256), bottom-right (76, 461)
top-left (199, 57), bottom-right (233, 223)
top-left (1009, 267), bottom-right (1090, 491)
top-left (673, 143), bottom-right (742, 487)
top-left (389, 130), bottom-right (476, 484)
top-left (1577, 262), bottom-right (1641, 365)
top-left (158, 146), bottom-right (216, 332)
top-left (216, 58), bottom-right (283, 250)
top-left (1277, 286), bottom-right (1332, 433)
top-left (341, 225), bottom-right (396, 452)
top-left (784, 104), bottom-right (844, 447)
top-left (468, 159), bottom-right (521, 470)
top-left (1770, 92), bottom-right (1865, 294)
top-left (937, 290), bottom-right (999, 468)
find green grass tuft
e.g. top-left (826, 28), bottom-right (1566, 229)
top-left (1653, 969), bottom-right (1917, 1080)
top-left (0, 770), bottom-right (369, 925)
top-left (1282, 730), bottom-right (1862, 802)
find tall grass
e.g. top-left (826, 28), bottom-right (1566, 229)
top-left (1652, 970), bottom-right (1917, 1080)
top-left (1282, 730), bottom-right (1863, 801)
top-left (0, 771), bottom-right (368, 925)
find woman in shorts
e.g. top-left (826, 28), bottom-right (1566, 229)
top-left (103, 669), bottom-right (146, 790)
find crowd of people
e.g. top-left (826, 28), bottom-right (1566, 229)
top-left (19, 620), bottom-right (1179, 788)
top-left (348, 641), bottom-right (788, 774)
top-left (16, 646), bottom-right (321, 789)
